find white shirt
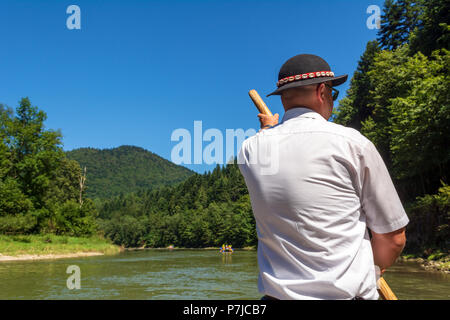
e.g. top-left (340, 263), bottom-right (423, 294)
top-left (238, 107), bottom-right (409, 300)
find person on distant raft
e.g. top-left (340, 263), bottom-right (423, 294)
top-left (238, 54), bottom-right (409, 300)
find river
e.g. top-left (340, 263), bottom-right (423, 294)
top-left (0, 249), bottom-right (448, 300)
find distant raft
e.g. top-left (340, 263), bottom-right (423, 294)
top-left (220, 244), bottom-right (234, 253)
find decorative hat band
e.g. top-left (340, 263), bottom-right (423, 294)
top-left (277, 71), bottom-right (335, 87)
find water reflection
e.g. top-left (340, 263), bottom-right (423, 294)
top-left (221, 252), bottom-right (233, 264)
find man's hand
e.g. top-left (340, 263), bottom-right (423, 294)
top-left (258, 113), bottom-right (279, 130)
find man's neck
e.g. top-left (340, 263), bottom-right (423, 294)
top-left (284, 105), bottom-right (314, 112)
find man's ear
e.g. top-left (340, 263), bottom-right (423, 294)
top-left (316, 83), bottom-right (325, 104)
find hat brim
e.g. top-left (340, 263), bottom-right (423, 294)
top-left (266, 74), bottom-right (348, 97)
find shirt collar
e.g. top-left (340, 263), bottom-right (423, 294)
top-left (281, 106), bottom-right (325, 123)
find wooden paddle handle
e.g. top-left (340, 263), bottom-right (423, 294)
top-left (248, 89), bottom-right (273, 116)
top-left (377, 277), bottom-right (398, 300)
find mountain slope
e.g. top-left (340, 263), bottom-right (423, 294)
top-left (66, 145), bottom-right (194, 199)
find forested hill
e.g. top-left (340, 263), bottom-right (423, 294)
top-left (66, 145), bottom-right (194, 199)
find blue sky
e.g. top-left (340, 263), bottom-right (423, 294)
top-left (0, 0), bottom-right (385, 173)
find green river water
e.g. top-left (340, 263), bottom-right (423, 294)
top-left (0, 249), bottom-right (448, 300)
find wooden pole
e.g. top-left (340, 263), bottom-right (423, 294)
top-left (248, 89), bottom-right (273, 116)
top-left (377, 277), bottom-right (398, 300)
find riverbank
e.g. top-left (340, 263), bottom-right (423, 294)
top-left (399, 253), bottom-right (450, 274)
top-left (0, 234), bottom-right (121, 262)
top-left (0, 252), bottom-right (105, 262)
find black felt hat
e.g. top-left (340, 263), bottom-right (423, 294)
top-left (267, 54), bottom-right (348, 97)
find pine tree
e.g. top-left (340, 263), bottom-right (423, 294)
top-left (333, 40), bottom-right (381, 129)
top-left (410, 0), bottom-right (450, 56)
top-left (378, 0), bottom-right (423, 50)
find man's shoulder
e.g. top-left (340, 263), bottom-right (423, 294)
top-left (323, 121), bottom-right (371, 147)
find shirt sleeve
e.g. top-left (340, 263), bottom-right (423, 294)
top-left (359, 140), bottom-right (409, 234)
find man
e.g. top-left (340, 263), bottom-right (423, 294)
top-left (238, 54), bottom-right (409, 300)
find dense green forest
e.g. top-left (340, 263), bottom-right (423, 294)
top-left (97, 162), bottom-right (256, 248)
top-left (333, 0), bottom-right (449, 255)
top-left (66, 146), bottom-right (194, 199)
top-left (0, 0), bottom-right (448, 260)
